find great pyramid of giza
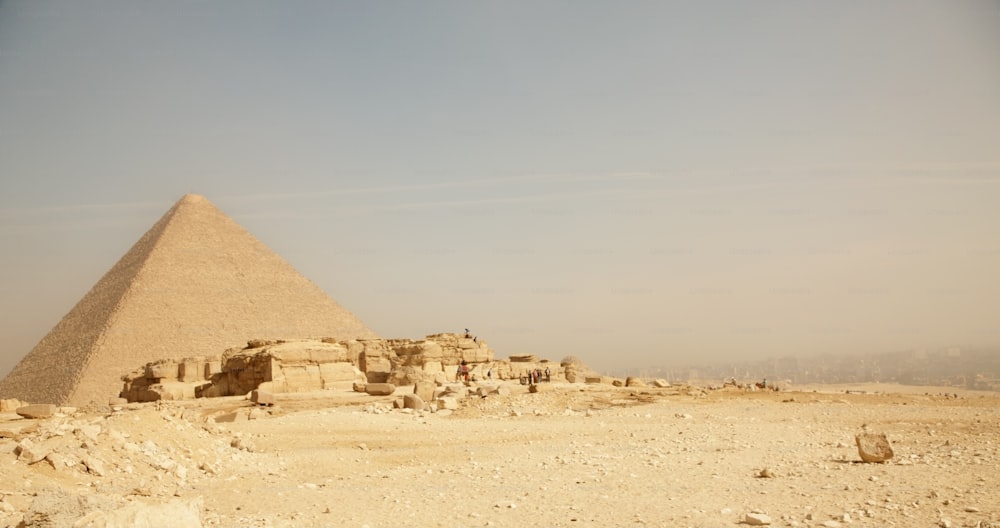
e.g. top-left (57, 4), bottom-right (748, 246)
top-left (0, 194), bottom-right (379, 407)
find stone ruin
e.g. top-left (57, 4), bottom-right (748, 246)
top-left (120, 333), bottom-right (570, 403)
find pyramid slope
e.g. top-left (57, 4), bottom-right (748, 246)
top-left (0, 194), bottom-right (378, 406)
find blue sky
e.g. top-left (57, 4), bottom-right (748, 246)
top-left (1, 0), bottom-right (999, 376)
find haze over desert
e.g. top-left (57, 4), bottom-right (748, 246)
top-left (2, 1), bottom-right (999, 527)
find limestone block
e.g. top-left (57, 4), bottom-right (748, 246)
top-left (15, 439), bottom-right (49, 464)
top-left (584, 377), bottom-right (604, 385)
top-left (179, 358), bottom-right (206, 383)
top-left (344, 340), bottom-right (364, 364)
top-left (509, 354), bottom-right (538, 363)
top-left (744, 512), bottom-right (772, 525)
top-left (422, 361), bottom-right (443, 374)
top-left (319, 363), bottom-right (365, 389)
top-left (361, 354), bottom-right (392, 379)
top-left (204, 361), bottom-right (222, 379)
top-left (414, 381), bottom-right (436, 402)
top-left (280, 364), bottom-right (323, 392)
top-left (251, 390), bottom-right (275, 406)
top-left (625, 377), bottom-right (647, 387)
top-left (653, 379), bottom-right (671, 388)
top-left (150, 382), bottom-right (197, 401)
top-left (612, 379), bottom-right (625, 387)
top-left (403, 394), bottom-right (426, 411)
top-left (458, 338), bottom-right (478, 350)
top-left (0, 398), bottom-right (26, 412)
top-left (365, 383), bottom-right (396, 396)
top-left (16, 404), bottom-right (57, 419)
top-left (420, 341), bottom-right (444, 360)
top-left (856, 432), bottom-right (894, 463)
top-left (145, 361), bottom-right (179, 381)
top-left (265, 341), bottom-right (349, 363)
top-left (436, 397), bottom-right (460, 410)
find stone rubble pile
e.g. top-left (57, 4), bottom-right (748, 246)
top-left (119, 333), bottom-right (592, 403)
top-left (0, 402), bottom-right (272, 527)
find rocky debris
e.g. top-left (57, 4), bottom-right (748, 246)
top-left (118, 332), bottom-right (531, 403)
top-left (19, 487), bottom-right (204, 528)
top-left (855, 432), bottom-right (894, 463)
top-left (16, 404), bottom-right (57, 419)
top-left (365, 383), bottom-right (396, 396)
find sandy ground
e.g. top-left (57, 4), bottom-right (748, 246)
top-left (2, 381), bottom-right (999, 528)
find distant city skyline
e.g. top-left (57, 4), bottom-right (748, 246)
top-left (2, 1), bottom-right (998, 376)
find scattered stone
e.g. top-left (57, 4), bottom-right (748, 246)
top-left (15, 439), bottom-right (49, 464)
top-left (757, 468), bottom-right (775, 478)
top-left (625, 377), bottom-right (647, 387)
top-left (855, 432), bottom-right (894, 463)
top-left (437, 397), bottom-right (460, 410)
top-left (82, 455), bottom-right (106, 476)
top-left (16, 404), bottom-right (57, 419)
top-left (365, 383), bottom-right (396, 396)
top-left (745, 512), bottom-right (772, 525)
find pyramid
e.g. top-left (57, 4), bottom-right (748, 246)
top-left (0, 194), bottom-right (379, 407)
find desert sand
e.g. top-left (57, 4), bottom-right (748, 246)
top-left (2, 381), bottom-right (998, 528)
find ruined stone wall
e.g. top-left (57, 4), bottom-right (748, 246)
top-left (120, 333), bottom-right (566, 403)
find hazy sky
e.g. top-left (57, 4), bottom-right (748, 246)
top-left (1, 0), bottom-right (998, 376)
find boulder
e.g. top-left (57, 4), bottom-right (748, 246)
top-left (436, 397), bottom-right (460, 410)
top-left (16, 404), bottom-right (57, 419)
top-left (625, 377), bottom-right (647, 387)
top-left (855, 432), bottom-right (894, 463)
top-left (251, 390), bottom-right (275, 406)
top-left (403, 394), bottom-right (426, 411)
top-left (653, 379), bottom-right (671, 388)
top-left (745, 512), bottom-right (772, 525)
top-left (15, 439), bottom-right (49, 464)
top-left (365, 383), bottom-right (396, 396)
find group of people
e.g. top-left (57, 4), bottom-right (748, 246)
top-left (522, 367), bottom-right (550, 385)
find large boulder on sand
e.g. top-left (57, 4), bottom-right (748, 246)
top-left (16, 404), bottom-right (57, 419)
top-left (365, 383), bottom-right (396, 396)
top-left (855, 432), bottom-right (894, 463)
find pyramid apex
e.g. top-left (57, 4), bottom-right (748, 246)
top-left (178, 193), bottom-right (209, 204)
